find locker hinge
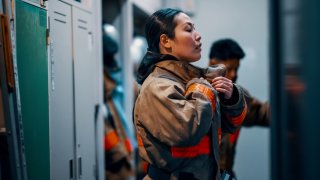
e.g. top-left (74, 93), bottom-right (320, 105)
top-left (46, 29), bottom-right (50, 45)
top-left (40, 0), bottom-right (47, 8)
top-left (46, 17), bottom-right (50, 46)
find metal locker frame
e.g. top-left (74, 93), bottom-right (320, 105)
top-left (91, 0), bottom-right (104, 179)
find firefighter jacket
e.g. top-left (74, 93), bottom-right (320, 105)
top-left (219, 87), bottom-right (270, 177)
top-left (134, 59), bottom-right (247, 180)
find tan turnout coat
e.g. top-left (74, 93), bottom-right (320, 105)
top-left (134, 60), bottom-right (247, 180)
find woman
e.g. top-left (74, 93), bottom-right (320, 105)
top-left (134, 8), bottom-right (247, 180)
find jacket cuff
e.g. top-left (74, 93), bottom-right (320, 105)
top-left (220, 84), bottom-right (239, 106)
top-left (221, 84), bottom-right (247, 127)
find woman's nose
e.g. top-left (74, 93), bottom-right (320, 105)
top-left (195, 31), bottom-right (201, 41)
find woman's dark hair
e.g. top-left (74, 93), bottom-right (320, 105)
top-left (136, 8), bottom-right (183, 84)
top-left (145, 8), bottom-right (182, 53)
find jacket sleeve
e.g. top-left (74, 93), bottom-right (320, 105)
top-left (220, 84), bottom-right (247, 133)
top-left (134, 77), bottom-right (215, 147)
top-left (242, 88), bottom-right (270, 127)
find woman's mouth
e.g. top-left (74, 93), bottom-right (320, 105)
top-left (196, 43), bottom-right (202, 51)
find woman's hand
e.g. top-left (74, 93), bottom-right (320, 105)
top-left (211, 77), bottom-right (234, 99)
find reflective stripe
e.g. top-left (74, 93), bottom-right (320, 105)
top-left (142, 161), bottom-right (149, 173)
top-left (171, 135), bottom-right (211, 158)
top-left (185, 83), bottom-right (216, 112)
top-left (229, 128), bottom-right (240, 144)
top-left (104, 130), bottom-right (119, 151)
top-left (124, 138), bottom-right (133, 152)
top-left (137, 133), bottom-right (144, 147)
top-left (227, 100), bottom-right (247, 126)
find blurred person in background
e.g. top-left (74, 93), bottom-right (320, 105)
top-left (134, 8), bottom-right (247, 180)
top-left (102, 23), bottom-right (136, 179)
top-left (208, 38), bottom-right (270, 179)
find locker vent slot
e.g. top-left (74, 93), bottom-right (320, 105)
top-left (54, 19), bottom-right (66, 24)
top-left (78, 19), bottom-right (87, 24)
top-left (77, 18), bottom-right (88, 30)
top-left (54, 11), bottom-right (66, 17)
top-left (54, 11), bottom-right (67, 24)
top-left (78, 25), bottom-right (87, 30)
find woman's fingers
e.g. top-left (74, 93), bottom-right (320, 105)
top-left (211, 77), bottom-right (232, 86)
top-left (211, 77), bottom-right (233, 99)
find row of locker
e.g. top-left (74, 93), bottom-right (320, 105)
top-left (2, 0), bottom-right (184, 179)
top-left (49, 1), bottom-right (99, 180)
top-left (0, 0), bottom-right (103, 179)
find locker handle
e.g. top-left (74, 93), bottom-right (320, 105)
top-left (69, 159), bottom-right (73, 180)
top-left (78, 157), bottom-right (82, 178)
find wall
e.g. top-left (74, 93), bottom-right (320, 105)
top-left (192, 0), bottom-right (270, 179)
top-left (132, 0), bottom-right (162, 15)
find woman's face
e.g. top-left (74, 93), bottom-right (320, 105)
top-left (167, 13), bottom-right (202, 62)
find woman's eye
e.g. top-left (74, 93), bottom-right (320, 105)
top-left (186, 28), bottom-right (192, 32)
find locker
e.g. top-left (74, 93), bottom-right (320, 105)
top-left (15, 0), bottom-right (49, 179)
top-left (4, 0), bottom-right (102, 179)
top-left (49, 1), bottom-right (96, 179)
top-left (72, 7), bottom-right (96, 180)
top-left (49, 0), bottom-right (74, 179)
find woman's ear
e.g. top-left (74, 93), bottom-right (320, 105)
top-left (159, 34), bottom-right (172, 49)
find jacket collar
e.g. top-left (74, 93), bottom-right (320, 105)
top-left (155, 60), bottom-right (203, 84)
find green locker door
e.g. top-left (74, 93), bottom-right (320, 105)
top-left (15, 1), bottom-right (49, 180)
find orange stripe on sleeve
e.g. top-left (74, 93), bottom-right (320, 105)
top-left (229, 129), bottom-right (240, 144)
top-left (186, 83), bottom-right (216, 112)
top-left (104, 130), bottom-right (119, 151)
top-left (137, 133), bottom-right (144, 147)
top-left (227, 100), bottom-right (247, 126)
top-left (124, 138), bottom-right (133, 152)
